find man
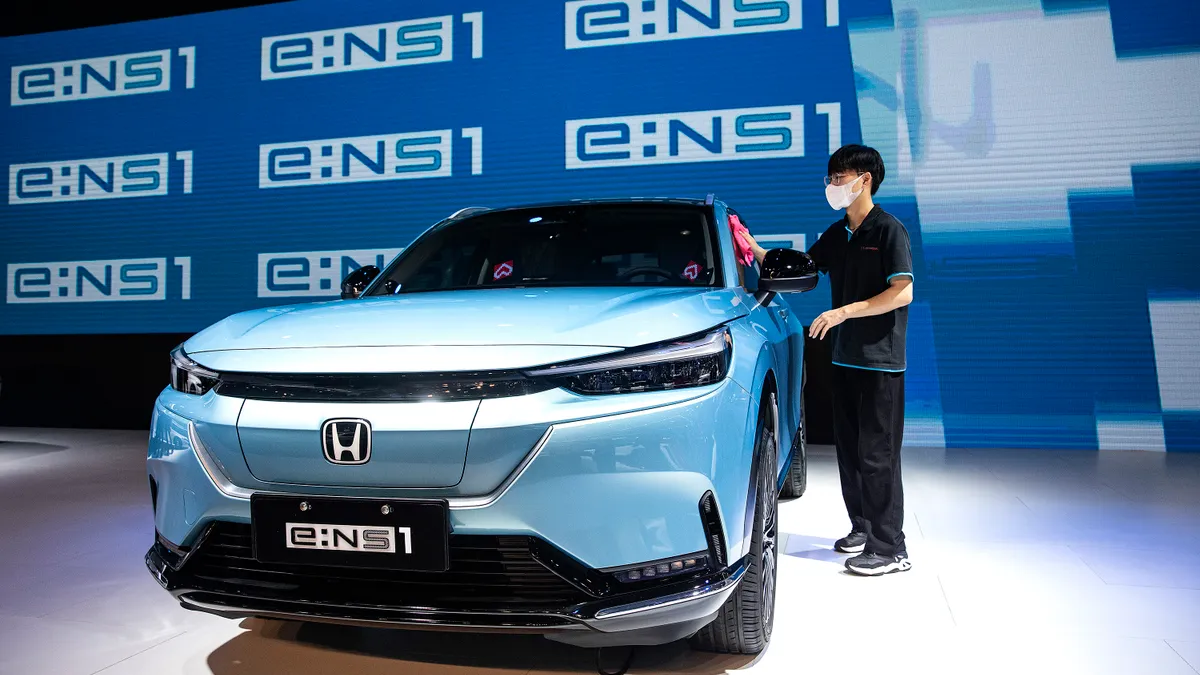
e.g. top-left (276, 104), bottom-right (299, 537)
top-left (740, 144), bottom-right (914, 576)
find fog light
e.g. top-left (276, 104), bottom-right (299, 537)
top-left (612, 553), bottom-right (709, 584)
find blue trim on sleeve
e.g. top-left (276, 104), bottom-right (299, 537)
top-left (886, 272), bottom-right (914, 283)
top-left (833, 361), bottom-right (907, 373)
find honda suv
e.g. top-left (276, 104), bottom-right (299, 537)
top-left (145, 196), bottom-right (817, 653)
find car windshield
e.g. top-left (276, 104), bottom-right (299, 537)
top-left (367, 203), bottom-right (722, 295)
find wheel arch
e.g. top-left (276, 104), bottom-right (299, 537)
top-left (738, 369), bottom-right (778, 560)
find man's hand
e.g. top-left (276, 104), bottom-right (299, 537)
top-left (809, 278), bottom-right (913, 340)
top-left (809, 307), bottom-right (849, 340)
top-left (737, 230), bottom-right (768, 265)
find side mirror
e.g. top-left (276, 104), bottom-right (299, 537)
top-left (340, 265), bottom-right (380, 299)
top-left (759, 249), bottom-right (818, 293)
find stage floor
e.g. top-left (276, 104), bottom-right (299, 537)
top-left (0, 427), bottom-right (1198, 675)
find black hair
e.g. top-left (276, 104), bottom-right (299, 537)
top-left (827, 144), bottom-right (885, 195)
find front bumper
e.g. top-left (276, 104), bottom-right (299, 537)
top-left (145, 524), bottom-right (747, 647)
top-left (149, 378), bottom-right (757, 572)
top-left (147, 375), bottom-right (761, 646)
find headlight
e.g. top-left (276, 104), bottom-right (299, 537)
top-left (170, 347), bottom-right (218, 395)
top-left (526, 326), bottom-right (731, 395)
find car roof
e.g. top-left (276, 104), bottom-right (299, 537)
top-left (445, 196), bottom-right (715, 221)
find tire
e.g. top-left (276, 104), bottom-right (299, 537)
top-left (779, 395), bottom-right (807, 500)
top-left (690, 393), bottom-right (779, 654)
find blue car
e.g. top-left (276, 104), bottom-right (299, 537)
top-left (145, 196), bottom-right (818, 653)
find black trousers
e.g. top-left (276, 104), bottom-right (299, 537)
top-left (831, 365), bottom-right (906, 557)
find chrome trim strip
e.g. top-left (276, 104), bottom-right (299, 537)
top-left (176, 596), bottom-right (576, 633)
top-left (591, 560), bottom-right (746, 621)
top-left (447, 426), bottom-right (554, 509)
top-left (186, 421), bottom-right (555, 510)
top-left (174, 563), bottom-right (743, 627)
top-left (189, 422), bottom-right (253, 500)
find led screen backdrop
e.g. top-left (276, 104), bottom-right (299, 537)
top-left (2, 0), bottom-right (1198, 450)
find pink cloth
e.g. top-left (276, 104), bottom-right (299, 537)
top-left (729, 214), bottom-right (755, 266)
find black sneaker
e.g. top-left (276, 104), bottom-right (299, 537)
top-left (845, 552), bottom-right (911, 576)
top-left (833, 531), bottom-right (867, 553)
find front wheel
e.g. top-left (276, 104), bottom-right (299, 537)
top-left (690, 394), bottom-right (779, 654)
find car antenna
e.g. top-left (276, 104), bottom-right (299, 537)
top-left (704, 193), bottom-right (715, 206)
top-left (447, 206), bottom-right (489, 219)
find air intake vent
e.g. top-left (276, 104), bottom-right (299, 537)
top-left (699, 491), bottom-right (726, 567)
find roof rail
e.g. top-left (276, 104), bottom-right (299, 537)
top-left (447, 206), bottom-right (490, 219)
top-left (704, 193), bottom-right (715, 206)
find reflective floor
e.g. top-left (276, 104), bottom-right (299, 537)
top-left (1, 427), bottom-right (1199, 675)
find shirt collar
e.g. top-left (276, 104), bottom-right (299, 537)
top-left (845, 205), bottom-right (882, 237)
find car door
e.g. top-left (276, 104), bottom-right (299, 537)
top-left (725, 251), bottom-right (797, 463)
top-left (759, 292), bottom-right (800, 462)
top-left (775, 294), bottom-right (805, 453)
top-left (721, 202), bottom-right (802, 463)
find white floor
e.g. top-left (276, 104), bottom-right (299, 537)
top-left (1, 428), bottom-right (1198, 675)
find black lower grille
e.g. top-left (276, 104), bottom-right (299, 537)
top-left (214, 371), bottom-right (554, 402)
top-left (180, 522), bottom-right (592, 612)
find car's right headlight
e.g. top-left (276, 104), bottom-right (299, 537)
top-left (525, 326), bottom-right (732, 395)
top-left (170, 347), bottom-right (218, 396)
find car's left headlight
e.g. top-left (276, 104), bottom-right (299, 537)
top-left (170, 347), bottom-right (218, 396)
top-left (526, 326), bottom-right (732, 395)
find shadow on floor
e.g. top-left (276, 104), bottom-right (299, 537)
top-left (782, 533), bottom-right (846, 565)
top-left (0, 440), bottom-right (69, 462)
top-left (205, 619), bottom-right (757, 674)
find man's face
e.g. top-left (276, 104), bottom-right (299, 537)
top-left (825, 171), bottom-right (867, 189)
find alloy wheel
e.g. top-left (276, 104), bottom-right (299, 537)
top-left (760, 430), bottom-right (779, 637)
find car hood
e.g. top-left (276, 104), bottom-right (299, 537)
top-left (185, 286), bottom-right (750, 355)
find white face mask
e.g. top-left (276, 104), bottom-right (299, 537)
top-left (825, 174), bottom-right (865, 211)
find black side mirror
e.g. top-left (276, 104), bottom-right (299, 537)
top-left (340, 265), bottom-right (380, 299)
top-left (759, 249), bottom-right (818, 293)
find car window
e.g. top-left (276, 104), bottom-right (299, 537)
top-left (368, 204), bottom-right (722, 295)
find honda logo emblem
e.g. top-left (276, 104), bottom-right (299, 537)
top-left (321, 419), bottom-right (372, 465)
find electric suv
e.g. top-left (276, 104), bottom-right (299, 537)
top-left (145, 196), bottom-right (817, 653)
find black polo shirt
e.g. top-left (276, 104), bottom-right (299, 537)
top-left (807, 205), bottom-right (913, 372)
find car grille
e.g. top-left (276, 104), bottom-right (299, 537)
top-left (179, 522), bottom-right (593, 612)
top-left (213, 371), bottom-right (556, 402)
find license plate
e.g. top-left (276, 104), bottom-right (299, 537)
top-left (251, 495), bottom-right (449, 571)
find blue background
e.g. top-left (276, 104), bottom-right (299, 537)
top-left (2, 0), bottom-right (1199, 451)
